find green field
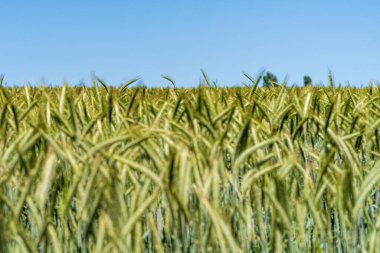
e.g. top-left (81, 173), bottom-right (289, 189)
top-left (1, 80), bottom-right (380, 252)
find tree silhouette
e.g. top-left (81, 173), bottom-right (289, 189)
top-left (263, 72), bottom-right (278, 87)
top-left (303, 75), bottom-right (312, 86)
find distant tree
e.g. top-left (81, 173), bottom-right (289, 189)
top-left (303, 75), bottom-right (312, 86)
top-left (263, 72), bottom-right (278, 87)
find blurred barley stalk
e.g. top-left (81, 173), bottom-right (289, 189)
top-left (0, 76), bottom-right (380, 252)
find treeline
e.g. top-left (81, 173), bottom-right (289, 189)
top-left (263, 71), bottom-right (313, 87)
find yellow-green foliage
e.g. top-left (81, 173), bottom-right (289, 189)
top-left (1, 83), bottom-right (380, 252)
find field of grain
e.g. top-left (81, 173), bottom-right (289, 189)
top-left (1, 78), bottom-right (380, 252)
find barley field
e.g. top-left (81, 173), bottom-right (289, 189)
top-left (1, 77), bottom-right (380, 252)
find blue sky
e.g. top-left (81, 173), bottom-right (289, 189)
top-left (1, 0), bottom-right (379, 87)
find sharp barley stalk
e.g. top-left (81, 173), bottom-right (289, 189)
top-left (1, 82), bottom-right (380, 252)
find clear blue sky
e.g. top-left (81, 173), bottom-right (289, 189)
top-left (1, 0), bottom-right (379, 87)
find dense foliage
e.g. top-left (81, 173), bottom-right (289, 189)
top-left (303, 76), bottom-right (312, 86)
top-left (1, 82), bottom-right (380, 252)
top-left (263, 72), bottom-right (278, 87)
